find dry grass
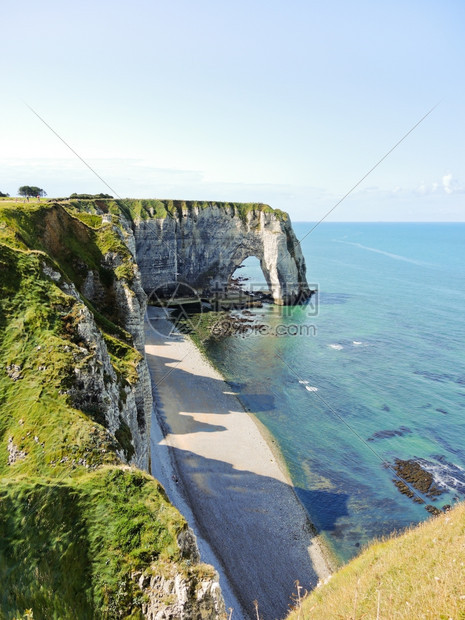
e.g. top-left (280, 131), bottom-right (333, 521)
top-left (287, 503), bottom-right (465, 619)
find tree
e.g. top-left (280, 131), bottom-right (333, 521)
top-left (0, 191), bottom-right (9, 197)
top-left (18, 186), bottom-right (47, 198)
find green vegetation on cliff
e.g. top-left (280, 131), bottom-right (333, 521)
top-left (64, 196), bottom-right (289, 223)
top-left (288, 502), bottom-right (465, 620)
top-left (0, 468), bottom-right (187, 618)
top-left (0, 202), bottom-right (214, 618)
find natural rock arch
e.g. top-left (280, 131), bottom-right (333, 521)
top-left (131, 202), bottom-right (310, 305)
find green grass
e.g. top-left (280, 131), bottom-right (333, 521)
top-left (0, 201), bottom-right (137, 362)
top-left (0, 202), bottom-right (134, 289)
top-left (0, 244), bottom-right (120, 479)
top-left (63, 197), bottom-right (289, 222)
top-left (0, 467), bottom-right (191, 619)
top-left (102, 332), bottom-right (142, 385)
top-left (287, 502), bottom-right (465, 620)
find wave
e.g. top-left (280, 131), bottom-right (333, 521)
top-left (298, 379), bottom-right (318, 392)
top-left (416, 457), bottom-right (465, 496)
top-left (335, 240), bottom-right (432, 267)
top-left (328, 344), bottom-right (344, 350)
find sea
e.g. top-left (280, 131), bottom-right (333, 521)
top-left (201, 222), bottom-right (465, 563)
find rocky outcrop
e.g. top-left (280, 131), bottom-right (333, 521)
top-left (37, 204), bottom-right (154, 470)
top-left (131, 202), bottom-right (309, 305)
top-left (80, 242), bottom-right (153, 461)
top-left (43, 262), bottom-right (150, 469)
top-left (141, 569), bottom-right (226, 620)
top-left (137, 528), bottom-right (225, 620)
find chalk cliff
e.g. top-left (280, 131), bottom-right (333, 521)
top-left (36, 203), bottom-right (153, 470)
top-left (111, 200), bottom-right (310, 304)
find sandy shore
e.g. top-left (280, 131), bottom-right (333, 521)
top-left (145, 308), bottom-right (332, 620)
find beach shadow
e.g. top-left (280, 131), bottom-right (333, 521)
top-left (146, 346), bottom-right (272, 423)
top-left (145, 317), bottom-right (350, 617)
top-left (151, 443), bottom-right (347, 620)
top-left (146, 348), bottom-right (276, 419)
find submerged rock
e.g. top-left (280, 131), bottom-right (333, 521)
top-left (393, 458), bottom-right (444, 498)
top-left (368, 426), bottom-right (412, 441)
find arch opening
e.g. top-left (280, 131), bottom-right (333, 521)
top-left (226, 255), bottom-right (273, 307)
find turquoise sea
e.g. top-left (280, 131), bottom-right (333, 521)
top-left (203, 222), bottom-right (465, 563)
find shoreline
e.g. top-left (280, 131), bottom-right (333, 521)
top-left (238, 408), bottom-right (340, 574)
top-left (189, 325), bottom-right (341, 575)
top-left (145, 308), bottom-right (333, 619)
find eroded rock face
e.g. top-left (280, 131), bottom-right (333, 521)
top-left (141, 571), bottom-right (226, 620)
top-left (42, 245), bottom-right (152, 471)
top-left (62, 281), bottom-right (150, 470)
top-left (133, 204), bottom-right (309, 305)
top-left (134, 527), bottom-right (226, 620)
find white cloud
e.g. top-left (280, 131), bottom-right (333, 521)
top-left (414, 173), bottom-right (464, 197)
top-left (442, 173), bottom-right (453, 194)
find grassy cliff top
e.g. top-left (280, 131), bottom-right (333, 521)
top-left (47, 196), bottom-right (290, 222)
top-left (1, 196), bottom-right (289, 222)
top-left (288, 501), bottom-right (465, 619)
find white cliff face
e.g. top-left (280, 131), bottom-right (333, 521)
top-left (132, 204), bottom-right (309, 304)
top-left (141, 570), bottom-right (226, 620)
top-left (44, 217), bottom-right (153, 471)
top-left (45, 263), bottom-right (149, 470)
top-left (139, 528), bottom-right (226, 620)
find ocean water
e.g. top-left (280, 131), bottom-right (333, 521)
top-left (202, 222), bottom-right (465, 563)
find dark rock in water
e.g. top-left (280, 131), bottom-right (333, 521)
top-left (414, 370), bottom-right (454, 384)
top-left (425, 504), bottom-right (441, 516)
top-left (442, 504), bottom-right (452, 512)
top-left (392, 458), bottom-right (445, 499)
top-left (368, 426), bottom-right (412, 441)
top-left (393, 479), bottom-right (414, 498)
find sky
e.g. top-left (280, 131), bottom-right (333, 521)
top-left (1, 0), bottom-right (464, 221)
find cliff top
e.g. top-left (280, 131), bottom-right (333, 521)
top-left (1, 195), bottom-right (289, 222)
top-left (18, 196), bottom-right (290, 222)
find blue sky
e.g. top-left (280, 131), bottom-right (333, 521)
top-left (1, 0), bottom-right (464, 221)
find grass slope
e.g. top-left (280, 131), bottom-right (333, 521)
top-left (288, 503), bottom-right (465, 620)
top-left (0, 203), bottom-right (213, 619)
